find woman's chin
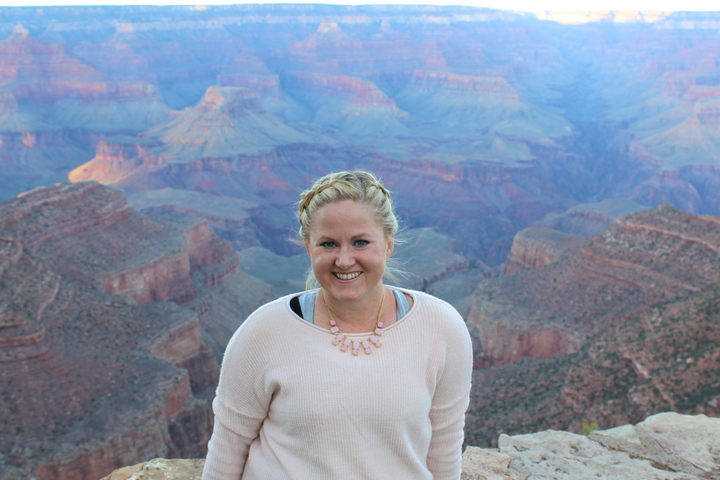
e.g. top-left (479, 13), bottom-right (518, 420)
top-left (323, 281), bottom-right (386, 304)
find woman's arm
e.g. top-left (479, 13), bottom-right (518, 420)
top-left (202, 396), bottom-right (266, 479)
top-left (202, 310), bottom-right (275, 480)
top-left (426, 306), bottom-right (474, 480)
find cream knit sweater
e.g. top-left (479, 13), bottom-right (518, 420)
top-left (202, 288), bottom-right (473, 480)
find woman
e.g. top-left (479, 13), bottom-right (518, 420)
top-left (202, 171), bottom-right (473, 480)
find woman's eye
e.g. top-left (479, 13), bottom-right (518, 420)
top-left (354, 240), bottom-right (370, 247)
top-left (320, 241), bottom-right (337, 248)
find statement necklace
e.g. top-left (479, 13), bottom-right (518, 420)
top-left (322, 290), bottom-right (385, 356)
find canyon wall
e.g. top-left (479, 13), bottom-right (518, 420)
top-left (0, 182), bottom-right (270, 480)
top-left (464, 204), bottom-right (720, 447)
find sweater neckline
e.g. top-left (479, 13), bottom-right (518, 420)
top-left (286, 287), bottom-right (417, 336)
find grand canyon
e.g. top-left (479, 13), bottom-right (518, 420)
top-left (1, 4), bottom-right (719, 479)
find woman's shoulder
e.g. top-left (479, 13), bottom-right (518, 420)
top-left (394, 287), bottom-right (469, 340)
top-left (394, 287), bottom-right (460, 315)
top-left (222, 292), bottom-right (305, 359)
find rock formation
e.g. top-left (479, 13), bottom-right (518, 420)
top-left (535, 199), bottom-right (651, 238)
top-left (469, 203), bottom-right (720, 365)
top-left (462, 412), bottom-right (720, 480)
top-left (127, 188), bottom-right (262, 252)
top-left (0, 181), bottom-right (271, 480)
top-left (464, 204), bottom-right (720, 447)
top-left (285, 18), bottom-right (375, 76)
top-left (10, 5), bottom-right (720, 268)
top-left (503, 227), bottom-right (585, 275)
top-left (282, 71), bottom-right (410, 135)
top-left (99, 412), bottom-right (720, 480)
top-left (0, 24), bottom-right (171, 198)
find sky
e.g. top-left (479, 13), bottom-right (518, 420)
top-left (6, 0), bottom-right (719, 11)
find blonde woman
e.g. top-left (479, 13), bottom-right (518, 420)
top-left (203, 171), bottom-right (473, 480)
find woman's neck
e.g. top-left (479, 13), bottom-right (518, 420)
top-left (319, 286), bottom-right (392, 333)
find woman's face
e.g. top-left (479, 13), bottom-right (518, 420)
top-left (305, 199), bottom-right (393, 305)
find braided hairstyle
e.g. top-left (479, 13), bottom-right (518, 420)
top-left (297, 170), bottom-right (403, 289)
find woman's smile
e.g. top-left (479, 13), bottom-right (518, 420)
top-left (335, 272), bottom-right (362, 281)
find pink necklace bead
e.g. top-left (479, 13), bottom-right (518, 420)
top-left (322, 290), bottom-right (386, 356)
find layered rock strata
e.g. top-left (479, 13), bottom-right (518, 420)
top-left (469, 203), bottom-right (720, 367)
top-left (0, 181), bottom-right (270, 480)
top-left (503, 227), bottom-right (585, 275)
top-left (464, 204), bottom-right (720, 448)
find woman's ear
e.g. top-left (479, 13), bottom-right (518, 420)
top-left (386, 235), bottom-right (394, 259)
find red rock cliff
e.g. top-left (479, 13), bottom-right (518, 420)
top-left (0, 181), bottom-right (269, 480)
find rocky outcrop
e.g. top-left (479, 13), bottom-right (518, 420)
top-left (282, 71), bottom-right (409, 135)
top-left (0, 26), bottom-right (169, 118)
top-left (100, 413), bottom-right (720, 480)
top-left (0, 181), bottom-right (269, 480)
top-left (462, 412), bottom-right (720, 480)
top-left (101, 458), bottom-right (205, 480)
top-left (0, 251), bottom-right (214, 480)
top-left (285, 19), bottom-right (375, 76)
top-left (503, 227), bottom-right (585, 275)
top-left (464, 204), bottom-right (720, 448)
top-left (469, 203), bottom-right (720, 367)
top-left (101, 217), bottom-right (238, 305)
top-left (68, 138), bottom-right (157, 185)
top-left (0, 181), bottom-right (236, 305)
top-left (535, 199), bottom-right (651, 238)
top-left (0, 24), bottom-right (103, 92)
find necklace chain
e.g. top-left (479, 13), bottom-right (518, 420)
top-left (322, 290), bottom-right (386, 355)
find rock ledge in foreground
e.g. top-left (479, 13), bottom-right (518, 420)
top-left (103, 412), bottom-right (720, 480)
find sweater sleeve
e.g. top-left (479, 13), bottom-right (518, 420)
top-left (202, 308), bottom-right (276, 480)
top-left (426, 304), bottom-right (473, 480)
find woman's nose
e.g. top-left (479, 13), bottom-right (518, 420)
top-left (335, 247), bottom-right (355, 268)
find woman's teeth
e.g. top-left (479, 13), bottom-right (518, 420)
top-left (335, 272), bottom-right (361, 280)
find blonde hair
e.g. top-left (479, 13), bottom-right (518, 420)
top-left (297, 170), bottom-right (404, 289)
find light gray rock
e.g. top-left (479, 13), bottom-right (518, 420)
top-left (461, 446), bottom-right (530, 480)
top-left (460, 412), bottom-right (720, 480)
top-left (100, 458), bottom-right (204, 480)
top-left (591, 411), bottom-right (720, 474)
top-left (498, 429), bottom-right (692, 479)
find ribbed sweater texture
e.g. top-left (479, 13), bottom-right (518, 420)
top-left (202, 288), bottom-right (473, 480)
